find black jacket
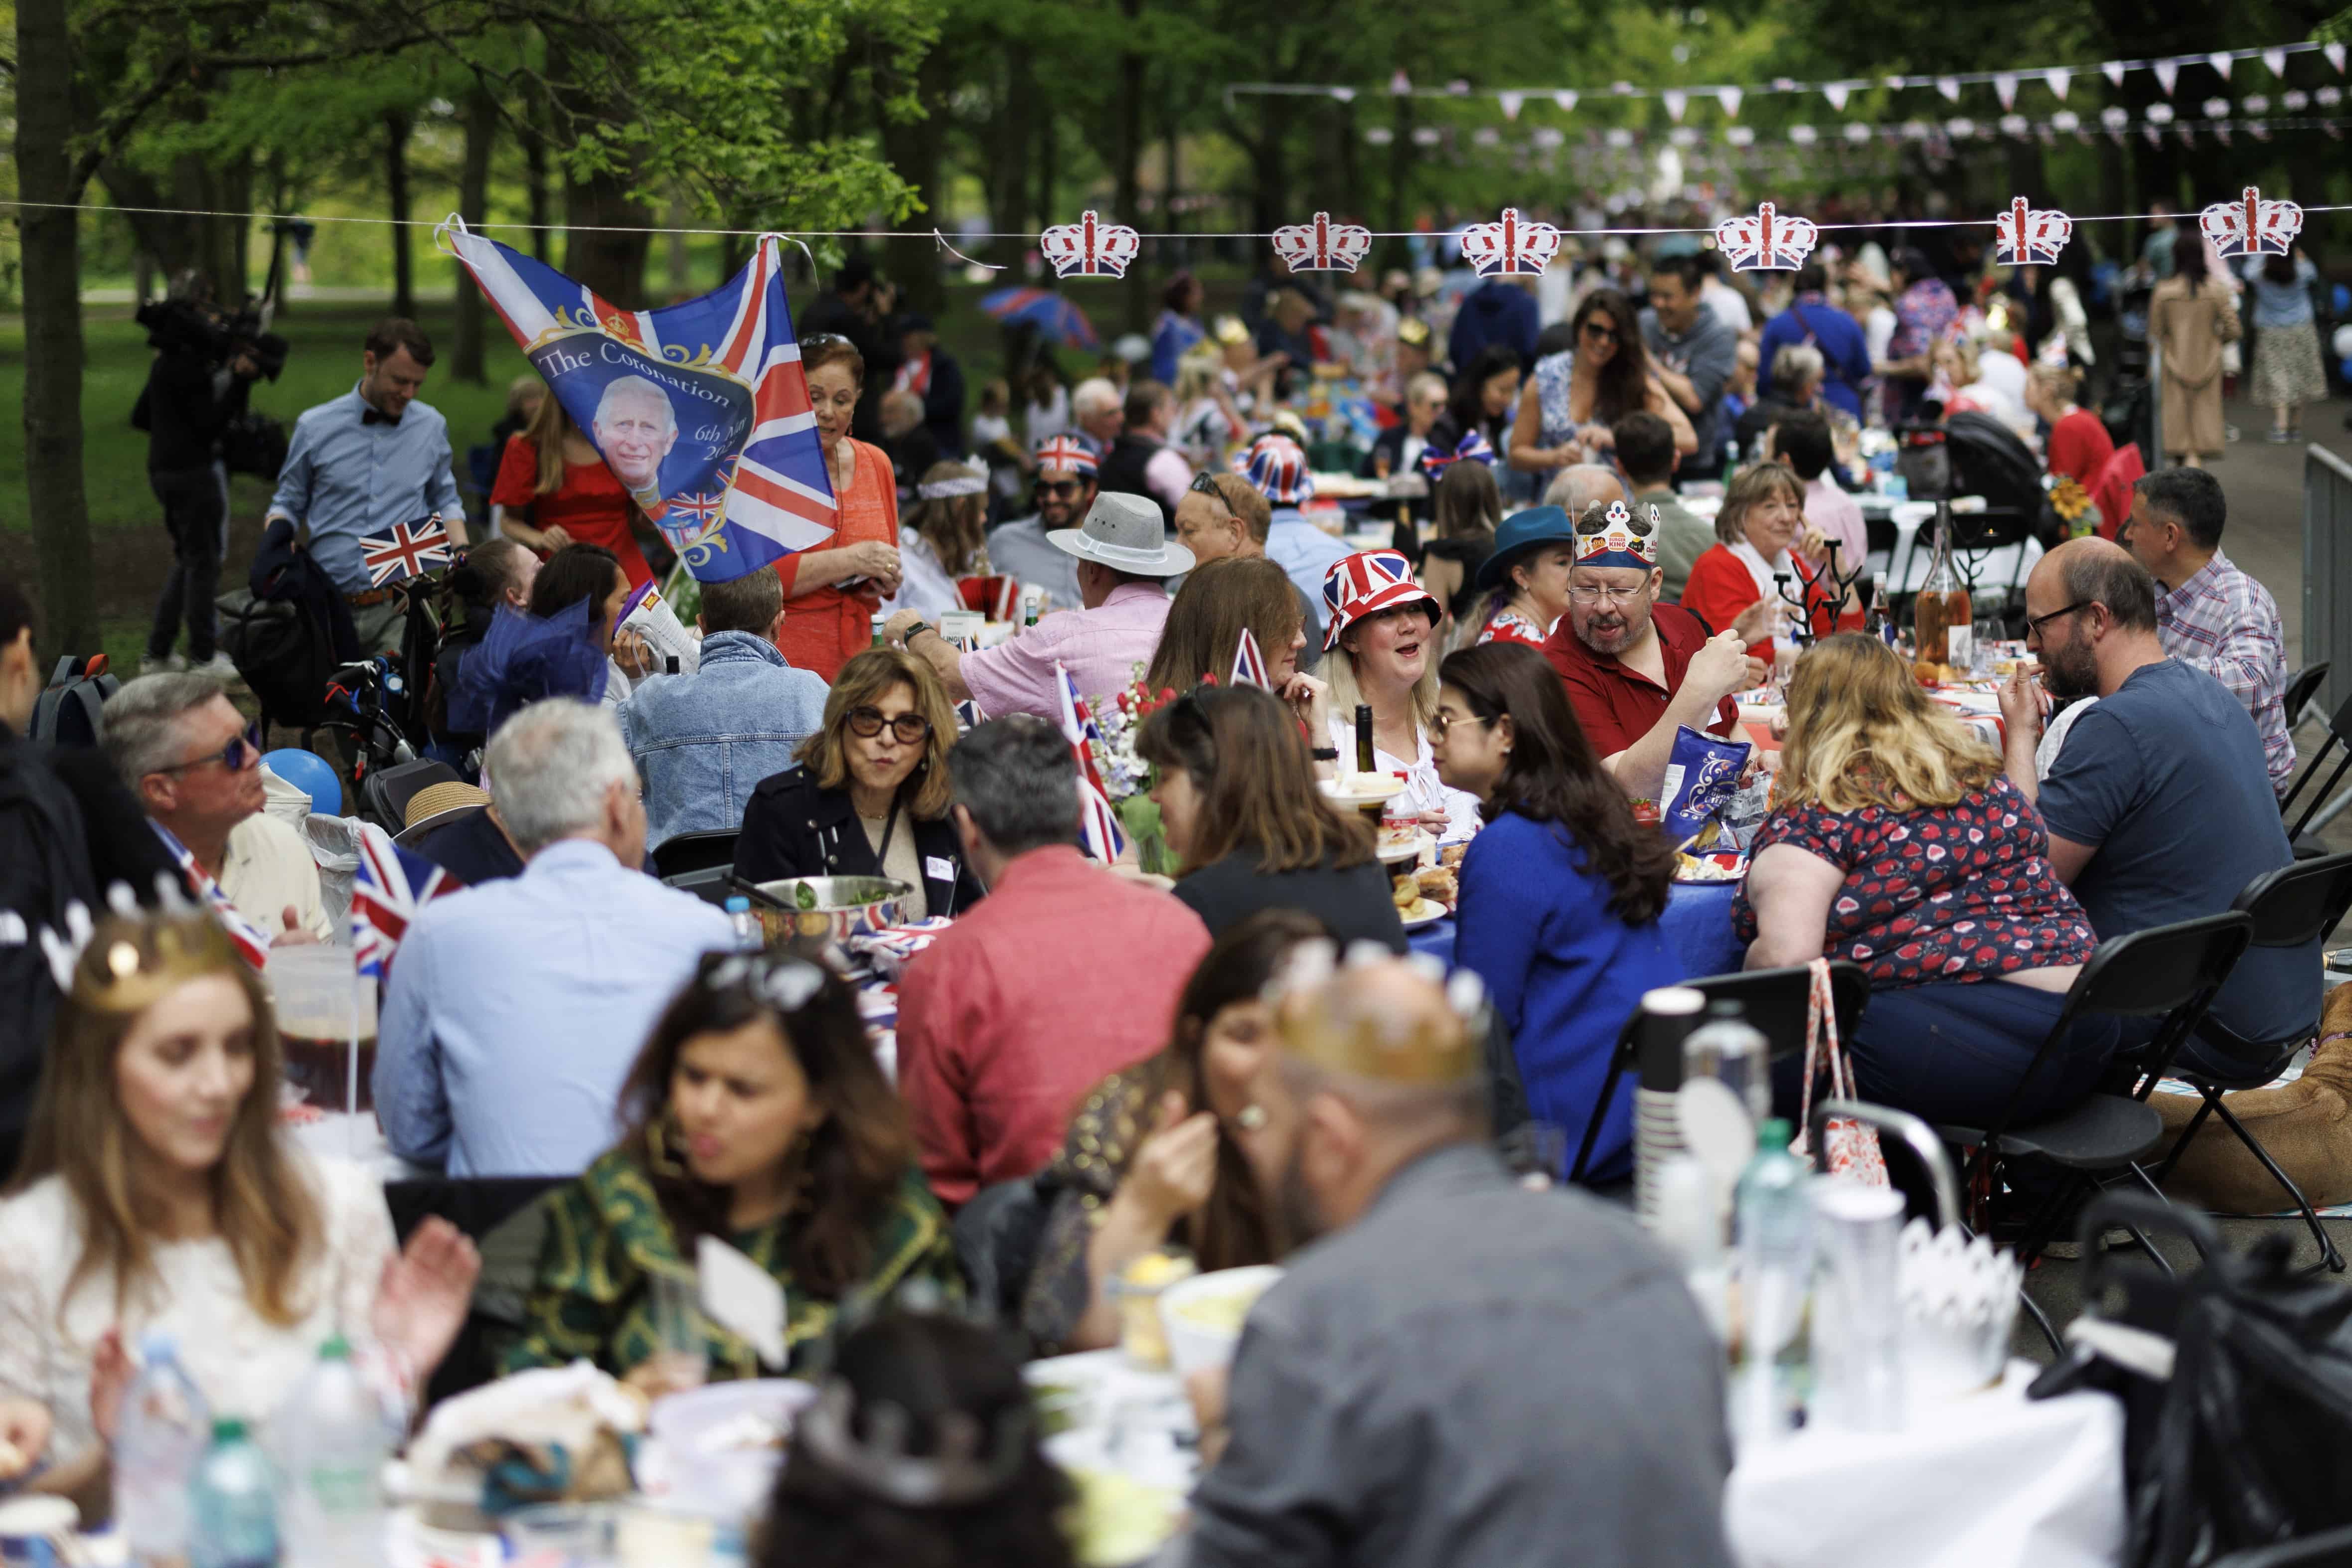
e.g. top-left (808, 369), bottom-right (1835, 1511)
top-left (1170, 846), bottom-right (1409, 954)
top-left (140, 347), bottom-right (250, 473)
top-left (733, 764), bottom-right (987, 919)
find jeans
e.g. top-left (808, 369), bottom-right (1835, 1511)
top-left (148, 463), bottom-right (228, 661)
top-left (1773, 978), bottom-right (2121, 1130)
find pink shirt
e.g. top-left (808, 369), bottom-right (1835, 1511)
top-left (1804, 475), bottom-right (1869, 583)
top-left (962, 579), bottom-right (1172, 718)
top-left (896, 846), bottom-right (1211, 1205)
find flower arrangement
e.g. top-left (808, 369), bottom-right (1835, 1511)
top-left (1084, 663), bottom-right (1213, 875)
top-left (2048, 475), bottom-right (2100, 539)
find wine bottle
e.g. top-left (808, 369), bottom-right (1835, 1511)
top-left (1353, 704), bottom-right (1377, 777)
top-left (1910, 504), bottom-right (1973, 672)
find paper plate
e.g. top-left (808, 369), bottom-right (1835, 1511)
top-left (1376, 830), bottom-right (1430, 865)
top-left (1399, 898), bottom-right (1448, 930)
top-left (1319, 774), bottom-right (1409, 807)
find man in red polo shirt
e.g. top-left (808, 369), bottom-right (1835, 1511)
top-left (1541, 500), bottom-right (1769, 802)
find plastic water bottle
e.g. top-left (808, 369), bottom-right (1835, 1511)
top-left (188, 1418), bottom-right (278, 1568)
top-left (273, 1336), bottom-right (389, 1567)
top-left (1682, 1000), bottom-right (1770, 1129)
top-left (724, 895), bottom-right (762, 952)
top-left (115, 1333), bottom-right (211, 1568)
top-left (1732, 1118), bottom-right (1814, 1449)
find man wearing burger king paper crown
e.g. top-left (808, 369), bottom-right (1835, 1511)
top-left (1540, 499), bottom-right (1773, 804)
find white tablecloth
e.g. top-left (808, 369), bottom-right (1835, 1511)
top-left (1865, 499), bottom-right (2045, 605)
top-left (1725, 1362), bottom-right (2125, 1568)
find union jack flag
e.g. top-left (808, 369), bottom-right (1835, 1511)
top-left (350, 821), bottom-right (463, 979)
top-left (2200, 185), bottom-right (2304, 257)
top-left (437, 218), bottom-right (832, 584)
top-left (1271, 212), bottom-right (1374, 274)
top-left (1458, 208), bottom-right (1563, 277)
top-left (1040, 211), bottom-right (1142, 279)
top-left (358, 517), bottom-right (452, 587)
top-left (1232, 627), bottom-right (1271, 689)
top-left (1054, 663), bottom-right (1126, 863)
top-left (1992, 197), bottom-right (2074, 267)
top-left (1417, 430), bottom-right (1498, 480)
top-left (1714, 201), bottom-right (1820, 272)
top-left (149, 821), bottom-right (270, 969)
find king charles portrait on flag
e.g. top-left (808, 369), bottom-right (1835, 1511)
top-left (436, 217), bottom-right (835, 583)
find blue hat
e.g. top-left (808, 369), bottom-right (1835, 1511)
top-left (1474, 504), bottom-right (1580, 594)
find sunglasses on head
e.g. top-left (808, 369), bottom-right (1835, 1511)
top-left (846, 707), bottom-right (932, 744)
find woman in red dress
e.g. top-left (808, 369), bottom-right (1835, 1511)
top-left (489, 394), bottom-right (656, 589)
top-left (774, 336), bottom-right (905, 682)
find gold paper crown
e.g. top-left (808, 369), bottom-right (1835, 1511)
top-left (1396, 316), bottom-right (1431, 347)
top-left (1211, 314), bottom-right (1252, 346)
top-left (1269, 941), bottom-right (1483, 1086)
top-left (74, 910), bottom-right (246, 1016)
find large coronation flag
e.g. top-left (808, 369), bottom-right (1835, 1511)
top-left (435, 217), bottom-right (834, 581)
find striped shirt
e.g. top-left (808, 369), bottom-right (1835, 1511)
top-left (2154, 550), bottom-right (2294, 793)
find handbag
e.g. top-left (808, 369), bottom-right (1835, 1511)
top-left (1793, 958), bottom-right (1889, 1185)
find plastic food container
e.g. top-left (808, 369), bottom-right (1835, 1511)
top-left (1157, 1265), bottom-right (1285, 1378)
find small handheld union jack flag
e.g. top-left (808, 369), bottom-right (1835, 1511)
top-left (1992, 197), bottom-right (2074, 267)
top-left (1417, 430), bottom-right (1497, 480)
top-left (1040, 211), bottom-right (1142, 279)
top-left (2200, 185), bottom-right (2303, 258)
top-left (1714, 202), bottom-right (1820, 272)
top-left (351, 821), bottom-right (463, 979)
top-left (1232, 627), bottom-right (1271, 689)
top-left (358, 516), bottom-right (454, 587)
top-left (149, 821), bottom-right (271, 969)
top-left (1271, 212), bottom-right (1374, 274)
top-left (1458, 209), bottom-right (1563, 277)
top-left (1054, 663), bottom-right (1127, 863)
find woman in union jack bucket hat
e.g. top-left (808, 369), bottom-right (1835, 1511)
top-left (1315, 549), bottom-right (1484, 839)
top-left (1234, 432), bottom-right (1314, 508)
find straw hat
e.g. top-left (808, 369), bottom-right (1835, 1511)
top-left (404, 780), bottom-right (492, 830)
top-left (1047, 492), bottom-right (1194, 577)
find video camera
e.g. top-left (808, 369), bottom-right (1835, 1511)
top-left (134, 297), bottom-right (291, 382)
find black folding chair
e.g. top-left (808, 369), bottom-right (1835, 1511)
top-left (1947, 505), bottom-right (2035, 619)
top-left (2148, 852), bottom-right (2352, 1272)
top-left (651, 828), bottom-right (741, 879)
top-left (1936, 912), bottom-right (2256, 1269)
top-left (2282, 691), bottom-right (2352, 857)
top-left (1568, 962), bottom-right (1871, 1186)
top-left (385, 1176), bottom-right (566, 1406)
top-left (2282, 660), bottom-right (2332, 735)
top-left (2210, 1523), bottom-right (2352, 1567)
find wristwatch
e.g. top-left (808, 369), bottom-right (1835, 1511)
top-left (1310, 746), bottom-right (1339, 761)
top-left (905, 622), bottom-right (936, 646)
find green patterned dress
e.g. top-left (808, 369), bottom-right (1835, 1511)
top-left (505, 1147), bottom-right (962, 1381)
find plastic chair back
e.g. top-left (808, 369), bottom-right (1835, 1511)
top-left (2283, 661), bottom-right (2333, 733)
top-left (2072, 912), bottom-right (2256, 1020)
top-left (2232, 851), bottom-right (2352, 950)
top-left (651, 829), bottom-right (742, 880)
top-left (1683, 961), bottom-right (1871, 1063)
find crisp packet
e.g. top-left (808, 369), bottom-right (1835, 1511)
top-left (618, 581), bottom-right (701, 674)
top-left (1658, 726), bottom-right (1752, 846)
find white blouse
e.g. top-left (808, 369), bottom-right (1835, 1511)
top-left (0, 1154), bottom-right (393, 1456)
top-left (1325, 713), bottom-right (1485, 842)
top-left (879, 528), bottom-right (968, 622)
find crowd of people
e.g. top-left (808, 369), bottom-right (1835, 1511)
top-left (0, 205), bottom-right (2332, 1562)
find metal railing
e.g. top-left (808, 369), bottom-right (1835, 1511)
top-left (2305, 444), bottom-right (2352, 718)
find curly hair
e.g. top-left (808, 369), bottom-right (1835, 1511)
top-left (1776, 633), bottom-right (1999, 813)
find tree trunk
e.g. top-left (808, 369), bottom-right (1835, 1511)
top-left (386, 111), bottom-right (416, 318)
top-left (1385, 98), bottom-right (1413, 271)
top-left (665, 194), bottom-right (692, 300)
top-left (995, 49), bottom-right (1035, 248)
top-left (14, 0), bottom-right (97, 654)
top-left (523, 111), bottom-right (553, 264)
top-left (1160, 83), bottom-right (1182, 264)
top-left (564, 166), bottom-right (651, 309)
top-left (1249, 98), bottom-right (1291, 236)
top-left (452, 87), bottom-right (497, 384)
top-left (880, 50), bottom-right (950, 316)
top-left (1114, 6), bottom-right (1147, 332)
top-left (1037, 109), bottom-right (1059, 236)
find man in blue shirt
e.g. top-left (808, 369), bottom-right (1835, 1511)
top-left (1242, 434), bottom-right (1350, 644)
top-left (1754, 263), bottom-right (1874, 420)
top-left (1999, 539), bottom-right (2317, 1069)
top-left (266, 318), bottom-right (468, 649)
top-left (376, 699), bottom-right (733, 1176)
top-left (617, 564), bottom-right (828, 849)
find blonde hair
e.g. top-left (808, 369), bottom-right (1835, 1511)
top-left (16, 911), bottom-right (323, 1327)
top-left (1173, 349), bottom-right (1224, 406)
top-left (1325, 616), bottom-right (1441, 734)
top-left (1777, 634), bottom-right (1999, 813)
top-left (1715, 461), bottom-right (1806, 547)
top-left (903, 461), bottom-right (989, 577)
top-left (522, 383), bottom-right (581, 498)
top-left (2027, 363), bottom-right (2082, 405)
top-left (796, 648), bottom-right (959, 820)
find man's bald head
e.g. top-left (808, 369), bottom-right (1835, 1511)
top-left (1542, 463), bottom-right (1632, 515)
top-left (2032, 537), bottom-right (2158, 633)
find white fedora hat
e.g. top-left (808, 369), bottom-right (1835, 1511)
top-left (1047, 491), bottom-right (1194, 577)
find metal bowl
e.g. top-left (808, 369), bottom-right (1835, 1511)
top-left (749, 876), bottom-right (915, 947)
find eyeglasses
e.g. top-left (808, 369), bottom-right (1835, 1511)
top-left (157, 734), bottom-right (258, 775)
top-left (1579, 319), bottom-right (1621, 344)
top-left (1428, 709), bottom-right (1495, 738)
top-left (1188, 470), bottom-right (1226, 496)
top-left (2024, 600), bottom-right (2092, 640)
top-left (1567, 581), bottom-right (1650, 605)
top-left (846, 707), bottom-right (932, 744)
top-left (1033, 477), bottom-right (1084, 499)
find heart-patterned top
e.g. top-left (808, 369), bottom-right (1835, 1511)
top-left (1732, 775), bottom-right (2097, 988)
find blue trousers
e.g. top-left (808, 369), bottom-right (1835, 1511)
top-left (1773, 978), bottom-right (2120, 1131)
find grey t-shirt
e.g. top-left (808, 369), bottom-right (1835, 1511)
top-left (2037, 657), bottom-right (2317, 1045)
top-left (1639, 306), bottom-right (1739, 465)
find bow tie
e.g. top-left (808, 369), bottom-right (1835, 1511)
top-left (362, 406), bottom-right (402, 428)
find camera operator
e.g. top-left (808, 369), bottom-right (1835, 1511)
top-left (137, 277), bottom-right (265, 678)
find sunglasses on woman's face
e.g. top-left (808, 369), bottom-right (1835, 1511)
top-left (1580, 319), bottom-right (1620, 344)
top-left (846, 707), bottom-right (932, 744)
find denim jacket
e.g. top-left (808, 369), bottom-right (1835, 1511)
top-left (617, 631), bottom-right (830, 849)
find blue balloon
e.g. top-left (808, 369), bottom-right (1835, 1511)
top-left (261, 748), bottom-right (343, 817)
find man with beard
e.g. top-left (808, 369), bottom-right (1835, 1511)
top-left (1165, 944), bottom-right (1733, 1568)
top-left (985, 436), bottom-right (1092, 614)
top-left (1999, 538), bottom-right (2314, 1074)
top-left (1541, 495), bottom-right (1769, 803)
